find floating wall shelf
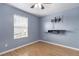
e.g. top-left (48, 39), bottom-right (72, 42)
top-left (48, 30), bottom-right (66, 34)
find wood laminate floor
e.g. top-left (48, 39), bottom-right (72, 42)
top-left (1, 41), bottom-right (79, 56)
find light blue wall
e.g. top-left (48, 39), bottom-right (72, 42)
top-left (41, 6), bottom-right (79, 49)
top-left (0, 4), bottom-right (40, 52)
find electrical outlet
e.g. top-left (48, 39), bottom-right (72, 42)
top-left (5, 43), bottom-right (8, 47)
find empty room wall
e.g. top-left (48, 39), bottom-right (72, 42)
top-left (41, 6), bottom-right (79, 49)
top-left (0, 4), bottom-right (40, 52)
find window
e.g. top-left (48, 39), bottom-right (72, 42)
top-left (14, 14), bottom-right (28, 39)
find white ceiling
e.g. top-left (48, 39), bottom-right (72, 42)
top-left (8, 3), bottom-right (79, 17)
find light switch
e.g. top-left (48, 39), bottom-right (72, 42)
top-left (5, 43), bottom-right (8, 47)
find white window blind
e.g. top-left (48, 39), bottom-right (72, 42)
top-left (14, 14), bottom-right (28, 39)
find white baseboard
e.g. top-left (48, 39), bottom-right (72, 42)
top-left (0, 40), bottom-right (79, 55)
top-left (39, 40), bottom-right (79, 51)
top-left (0, 40), bottom-right (39, 55)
